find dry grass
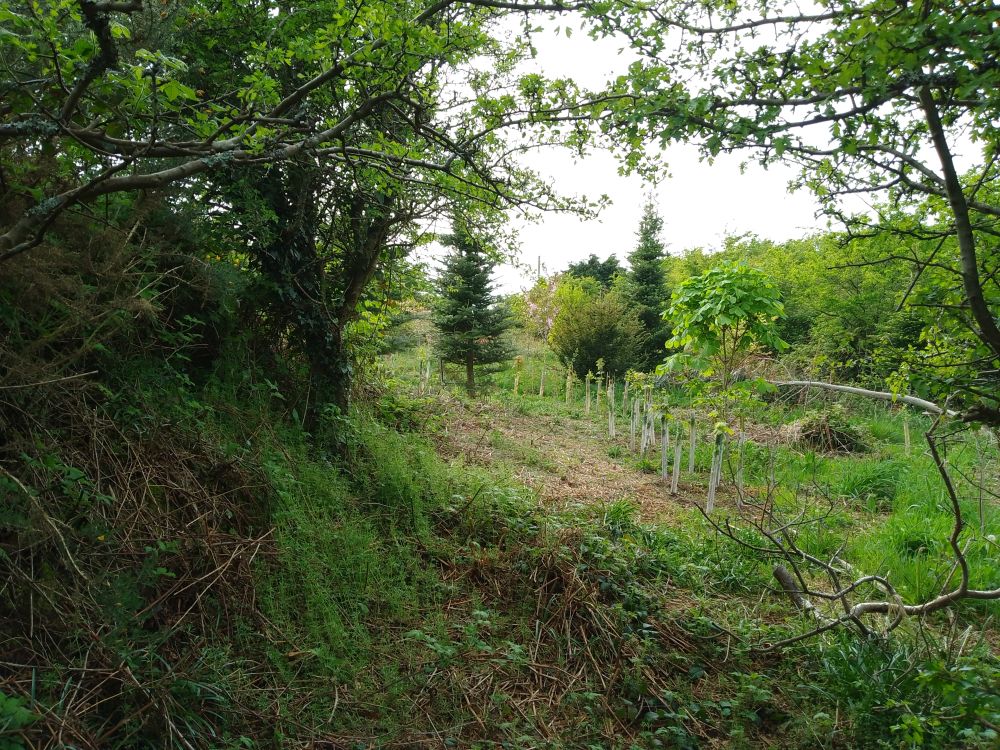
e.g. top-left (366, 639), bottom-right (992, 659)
top-left (0, 380), bottom-right (282, 748)
top-left (431, 397), bottom-right (704, 524)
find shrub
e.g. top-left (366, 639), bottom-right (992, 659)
top-left (549, 291), bottom-right (647, 377)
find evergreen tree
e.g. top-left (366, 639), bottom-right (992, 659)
top-left (625, 200), bottom-right (670, 367)
top-left (434, 228), bottom-right (513, 396)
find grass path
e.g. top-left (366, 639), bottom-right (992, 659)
top-left (430, 393), bottom-right (709, 523)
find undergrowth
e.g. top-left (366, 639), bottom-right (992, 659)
top-left (2, 261), bottom-right (998, 748)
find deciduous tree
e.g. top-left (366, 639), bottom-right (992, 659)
top-left (594, 0), bottom-right (1000, 424)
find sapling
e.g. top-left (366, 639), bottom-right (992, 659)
top-left (661, 263), bottom-right (787, 499)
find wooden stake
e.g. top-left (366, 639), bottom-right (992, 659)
top-left (539, 366), bottom-right (545, 397)
top-left (513, 372), bottom-right (520, 396)
top-left (903, 414), bottom-right (911, 455)
top-left (585, 374), bottom-right (592, 414)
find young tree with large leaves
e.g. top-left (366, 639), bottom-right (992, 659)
top-left (433, 224), bottom-right (512, 396)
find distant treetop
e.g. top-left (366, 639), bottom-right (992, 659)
top-left (565, 254), bottom-right (624, 289)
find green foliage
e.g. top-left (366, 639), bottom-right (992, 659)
top-left (513, 274), bottom-right (562, 340)
top-left (594, 0), bottom-right (1000, 425)
top-left (836, 458), bottom-right (903, 510)
top-left (665, 262), bottom-right (787, 370)
top-left (621, 200), bottom-right (671, 367)
top-left (548, 287), bottom-right (647, 377)
top-left (663, 262), bottom-right (785, 420)
top-left (0, 691), bottom-right (36, 750)
top-left (800, 635), bottom-right (1000, 749)
top-left (566, 253), bottom-right (624, 289)
top-left (433, 225), bottom-right (513, 394)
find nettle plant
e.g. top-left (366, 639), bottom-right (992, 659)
top-left (661, 262), bottom-right (787, 425)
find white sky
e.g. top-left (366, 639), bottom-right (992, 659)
top-left (485, 19), bottom-right (830, 292)
top-left (419, 11), bottom-right (979, 294)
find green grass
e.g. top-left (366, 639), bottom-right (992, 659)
top-left (373, 330), bottom-right (1000, 747)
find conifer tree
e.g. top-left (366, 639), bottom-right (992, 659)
top-left (626, 200), bottom-right (670, 367)
top-left (434, 227), bottom-right (512, 396)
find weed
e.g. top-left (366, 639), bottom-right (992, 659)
top-left (837, 458), bottom-right (904, 511)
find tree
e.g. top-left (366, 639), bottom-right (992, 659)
top-left (434, 226), bottom-right (512, 396)
top-left (592, 0), bottom-right (1000, 425)
top-left (664, 262), bottom-right (787, 419)
top-left (566, 253), bottom-right (624, 288)
top-left (515, 274), bottom-right (562, 340)
top-left (0, 0), bottom-right (616, 413)
top-left (548, 277), bottom-right (647, 378)
top-left (622, 200), bottom-right (670, 368)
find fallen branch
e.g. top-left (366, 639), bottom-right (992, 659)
top-left (770, 379), bottom-right (954, 416)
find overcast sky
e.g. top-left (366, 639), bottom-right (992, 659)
top-left (420, 10), bottom-right (978, 295)
top-left (421, 16), bottom-right (837, 293)
top-left (478, 20), bottom-right (831, 292)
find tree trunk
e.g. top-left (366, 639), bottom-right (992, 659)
top-left (919, 86), bottom-right (1000, 360)
top-left (466, 352), bottom-right (476, 397)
